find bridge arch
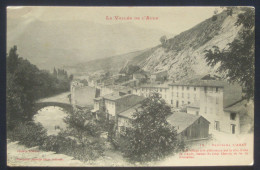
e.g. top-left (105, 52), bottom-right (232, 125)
top-left (35, 102), bottom-right (73, 113)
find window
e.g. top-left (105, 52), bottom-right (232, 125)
top-left (196, 111), bottom-right (199, 115)
top-left (188, 101), bottom-right (190, 104)
top-left (204, 87), bottom-right (207, 93)
top-left (216, 87), bottom-right (219, 92)
top-left (160, 88), bottom-right (162, 92)
top-left (194, 87), bottom-right (196, 91)
top-left (171, 100), bottom-right (173, 104)
top-left (230, 113), bottom-right (236, 120)
top-left (187, 86), bottom-right (189, 90)
top-left (198, 119), bottom-right (200, 124)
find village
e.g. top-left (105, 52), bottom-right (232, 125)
top-left (70, 68), bottom-right (254, 142)
top-left (6, 6), bottom-right (255, 167)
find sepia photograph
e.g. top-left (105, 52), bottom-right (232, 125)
top-left (6, 6), bottom-right (254, 166)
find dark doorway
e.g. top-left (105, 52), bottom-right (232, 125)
top-left (231, 124), bottom-right (236, 134)
top-left (214, 121), bottom-right (220, 131)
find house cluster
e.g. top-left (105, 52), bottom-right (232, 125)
top-left (132, 74), bottom-right (248, 135)
top-left (71, 70), bottom-right (252, 141)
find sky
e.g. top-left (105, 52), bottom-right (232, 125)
top-left (6, 6), bottom-right (223, 70)
top-left (7, 6), bottom-right (221, 35)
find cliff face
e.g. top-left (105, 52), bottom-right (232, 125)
top-left (136, 10), bottom-right (243, 81)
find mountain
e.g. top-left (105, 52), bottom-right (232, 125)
top-left (65, 9), bottom-right (244, 81)
top-left (137, 10), bottom-right (243, 81)
top-left (7, 18), bottom-right (169, 70)
top-left (64, 49), bottom-right (147, 77)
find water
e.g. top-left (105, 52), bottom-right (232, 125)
top-left (33, 106), bottom-right (68, 136)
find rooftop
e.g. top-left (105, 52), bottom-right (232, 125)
top-left (167, 112), bottom-right (209, 134)
top-left (140, 83), bottom-right (169, 89)
top-left (169, 74), bottom-right (224, 87)
top-left (224, 99), bottom-right (247, 114)
top-left (103, 92), bottom-right (144, 102)
top-left (105, 85), bottom-right (132, 91)
top-left (118, 104), bottom-right (142, 119)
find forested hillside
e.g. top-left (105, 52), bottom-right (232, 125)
top-left (6, 46), bottom-right (73, 129)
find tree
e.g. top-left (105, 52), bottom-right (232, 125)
top-left (69, 74), bottom-right (74, 81)
top-left (122, 93), bottom-right (178, 163)
top-left (204, 7), bottom-right (255, 100)
top-left (6, 46), bottom-right (72, 129)
top-left (160, 35), bottom-right (167, 46)
top-left (63, 109), bottom-right (105, 160)
top-left (63, 109), bottom-right (102, 145)
top-left (53, 67), bottom-right (57, 77)
top-left (7, 45), bottom-right (19, 74)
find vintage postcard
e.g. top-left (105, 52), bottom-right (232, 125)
top-left (6, 6), bottom-right (254, 166)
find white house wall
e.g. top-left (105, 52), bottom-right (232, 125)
top-left (105, 100), bottom-right (116, 116)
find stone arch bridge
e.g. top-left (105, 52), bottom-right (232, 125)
top-left (35, 102), bottom-right (73, 113)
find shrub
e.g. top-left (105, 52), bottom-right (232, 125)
top-left (8, 110), bottom-right (105, 163)
top-left (212, 15), bottom-right (218, 21)
top-left (7, 121), bottom-right (47, 148)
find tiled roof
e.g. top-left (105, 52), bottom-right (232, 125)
top-left (103, 92), bottom-right (128, 101)
top-left (224, 99), bottom-right (247, 114)
top-left (118, 104), bottom-right (142, 119)
top-left (167, 112), bottom-right (209, 134)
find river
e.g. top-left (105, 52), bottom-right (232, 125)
top-left (33, 106), bottom-right (68, 136)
